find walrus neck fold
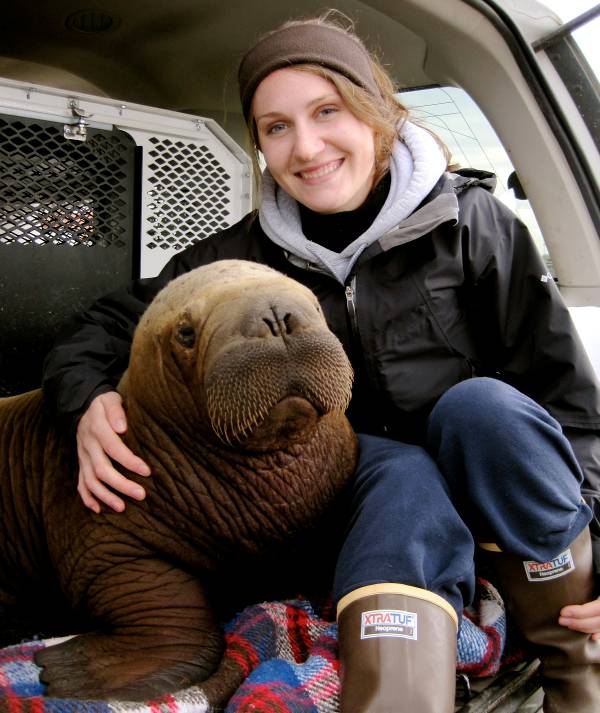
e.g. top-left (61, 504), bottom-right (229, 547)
top-left (113, 405), bottom-right (356, 565)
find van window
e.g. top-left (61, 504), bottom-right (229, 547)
top-left (398, 86), bottom-right (552, 270)
top-left (540, 1), bottom-right (599, 78)
top-left (534, 0), bottom-right (600, 376)
top-left (536, 1), bottom-right (600, 148)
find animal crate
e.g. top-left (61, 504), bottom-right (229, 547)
top-left (0, 77), bottom-right (252, 395)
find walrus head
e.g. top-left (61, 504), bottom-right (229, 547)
top-left (126, 260), bottom-right (353, 451)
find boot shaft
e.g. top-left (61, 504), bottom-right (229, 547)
top-left (337, 584), bottom-right (457, 713)
top-left (486, 528), bottom-right (600, 713)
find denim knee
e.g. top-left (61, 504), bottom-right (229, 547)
top-left (427, 377), bottom-right (591, 561)
top-left (429, 377), bottom-right (559, 438)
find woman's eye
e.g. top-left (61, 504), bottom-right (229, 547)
top-left (318, 106), bottom-right (339, 118)
top-left (267, 122), bottom-right (287, 135)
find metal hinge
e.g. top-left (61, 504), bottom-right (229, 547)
top-left (64, 98), bottom-right (93, 141)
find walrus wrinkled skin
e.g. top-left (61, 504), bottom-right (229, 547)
top-left (0, 260), bottom-right (357, 701)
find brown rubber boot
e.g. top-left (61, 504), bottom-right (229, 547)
top-left (483, 527), bottom-right (600, 712)
top-left (336, 583), bottom-right (458, 713)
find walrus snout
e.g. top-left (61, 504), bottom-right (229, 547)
top-left (204, 290), bottom-right (352, 447)
top-left (205, 322), bottom-right (353, 447)
top-left (261, 309), bottom-right (294, 338)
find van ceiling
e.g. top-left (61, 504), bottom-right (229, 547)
top-left (0, 0), bottom-right (429, 119)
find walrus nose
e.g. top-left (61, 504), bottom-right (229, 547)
top-left (238, 294), bottom-right (318, 339)
top-left (262, 307), bottom-right (296, 337)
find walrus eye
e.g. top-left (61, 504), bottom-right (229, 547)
top-left (175, 323), bottom-right (196, 348)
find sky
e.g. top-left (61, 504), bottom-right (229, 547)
top-left (541, 0), bottom-right (599, 77)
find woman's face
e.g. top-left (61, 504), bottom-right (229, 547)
top-left (252, 68), bottom-right (376, 214)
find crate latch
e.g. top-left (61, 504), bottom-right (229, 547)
top-left (64, 99), bottom-right (93, 141)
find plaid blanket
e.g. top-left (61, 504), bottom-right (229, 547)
top-left (0, 578), bottom-right (518, 712)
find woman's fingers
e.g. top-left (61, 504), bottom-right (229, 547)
top-left (77, 469), bottom-right (102, 514)
top-left (101, 391), bottom-right (128, 433)
top-left (559, 599), bottom-right (600, 638)
top-left (76, 392), bottom-right (150, 511)
top-left (94, 417), bottom-right (151, 477)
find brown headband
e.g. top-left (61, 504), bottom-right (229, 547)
top-left (238, 24), bottom-right (379, 121)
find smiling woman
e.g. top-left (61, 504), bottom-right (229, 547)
top-left (252, 68), bottom-right (377, 214)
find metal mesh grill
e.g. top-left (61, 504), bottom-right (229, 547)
top-left (0, 116), bottom-right (132, 248)
top-left (145, 137), bottom-right (232, 251)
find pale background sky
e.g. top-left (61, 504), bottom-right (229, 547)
top-left (541, 0), bottom-right (599, 78)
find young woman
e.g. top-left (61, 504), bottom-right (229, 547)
top-left (43, 13), bottom-right (600, 713)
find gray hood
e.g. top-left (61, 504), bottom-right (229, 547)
top-left (258, 120), bottom-right (457, 283)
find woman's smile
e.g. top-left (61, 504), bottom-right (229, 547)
top-left (298, 159), bottom-right (344, 181)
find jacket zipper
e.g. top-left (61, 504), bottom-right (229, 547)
top-left (344, 276), bottom-right (389, 435)
top-left (345, 278), bottom-right (359, 341)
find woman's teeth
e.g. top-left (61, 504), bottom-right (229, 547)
top-left (300, 161), bottom-right (341, 179)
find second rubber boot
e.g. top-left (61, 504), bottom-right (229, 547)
top-left (484, 527), bottom-right (600, 713)
top-left (337, 583), bottom-right (458, 713)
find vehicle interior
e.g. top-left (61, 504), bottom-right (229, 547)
top-left (0, 1), bottom-right (599, 710)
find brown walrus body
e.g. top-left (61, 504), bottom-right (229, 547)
top-left (0, 260), bottom-right (357, 702)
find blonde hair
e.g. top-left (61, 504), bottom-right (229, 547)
top-left (245, 11), bottom-right (453, 196)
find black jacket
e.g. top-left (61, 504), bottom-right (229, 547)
top-left (43, 171), bottom-right (600, 521)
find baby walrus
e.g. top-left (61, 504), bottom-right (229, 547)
top-left (0, 259), bottom-right (357, 703)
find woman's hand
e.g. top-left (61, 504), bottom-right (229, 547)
top-left (559, 598), bottom-right (600, 640)
top-left (76, 391), bottom-right (151, 513)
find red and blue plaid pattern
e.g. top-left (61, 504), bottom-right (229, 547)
top-left (0, 581), bottom-right (516, 712)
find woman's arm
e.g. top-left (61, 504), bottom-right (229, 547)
top-left (42, 273), bottom-right (174, 511)
top-left (461, 187), bottom-right (600, 492)
top-left (460, 186), bottom-right (600, 632)
top-left (461, 187), bottom-right (600, 583)
top-left (42, 249), bottom-right (204, 510)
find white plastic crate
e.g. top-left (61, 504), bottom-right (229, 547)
top-left (0, 76), bottom-right (252, 277)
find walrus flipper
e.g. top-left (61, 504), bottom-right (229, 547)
top-left (34, 561), bottom-right (224, 700)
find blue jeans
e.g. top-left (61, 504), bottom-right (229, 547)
top-left (333, 377), bottom-right (592, 616)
